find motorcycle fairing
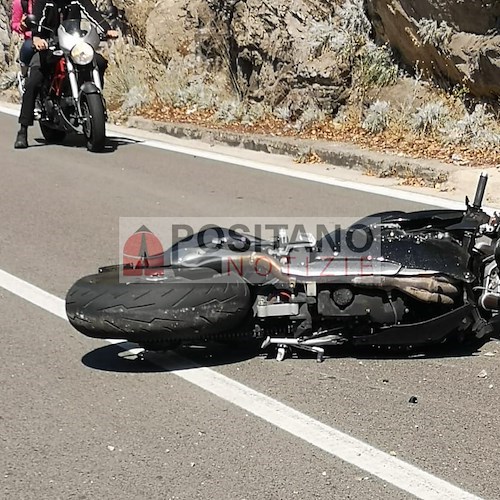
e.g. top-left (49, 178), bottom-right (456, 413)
top-left (163, 221), bottom-right (471, 282)
top-left (379, 233), bottom-right (470, 281)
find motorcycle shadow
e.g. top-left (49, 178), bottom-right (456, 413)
top-left (34, 134), bottom-right (139, 152)
top-left (81, 336), bottom-right (493, 373)
top-left (326, 335), bottom-right (494, 361)
top-left (81, 338), bottom-right (263, 373)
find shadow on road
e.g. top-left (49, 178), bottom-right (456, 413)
top-left (81, 335), bottom-right (491, 373)
top-left (34, 133), bottom-right (141, 152)
top-left (327, 337), bottom-right (489, 361)
top-left (81, 338), bottom-right (263, 373)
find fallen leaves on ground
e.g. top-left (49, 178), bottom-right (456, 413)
top-left (139, 102), bottom-right (500, 168)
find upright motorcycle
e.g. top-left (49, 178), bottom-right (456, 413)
top-left (66, 174), bottom-right (500, 361)
top-left (21, 16), bottom-right (109, 152)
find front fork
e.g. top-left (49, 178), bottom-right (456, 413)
top-left (67, 57), bottom-right (104, 120)
top-left (67, 58), bottom-right (80, 111)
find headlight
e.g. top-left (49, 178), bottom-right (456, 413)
top-left (70, 42), bottom-right (94, 65)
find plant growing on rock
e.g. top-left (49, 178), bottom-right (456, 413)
top-left (443, 104), bottom-right (500, 148)
top-left (307, 0), bottom-right (372, 63)
top-left (362, 100), bottom-right (391, 133)
top-left (212, 99), bottom-right (268, 125)
top-left (354, 42), bottom-right (400, 90)
top-left (410, 101), bottom-right (449, 135)
top-left (416, 19), bottom-right (454, 48)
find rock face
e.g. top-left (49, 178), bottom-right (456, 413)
top-left (2, 0), bottom-right (500, 102)
top-left (141, 0), bottom-right (500, 104)
top-left (0, 0), bottom-right (11, 70)
top-left (365, 0), bottom-right (500, 97)
top-left (142, 0), bottom-right (351, 114)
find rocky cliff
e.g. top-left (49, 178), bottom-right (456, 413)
top-left (2, 0), bottom-right (500, 103)
top-left (366, 0), bottom-right (500, 97)
top-left (0, 0), bottom-right (12, 70)
top-left (120, 0), bottom-right (500, 103)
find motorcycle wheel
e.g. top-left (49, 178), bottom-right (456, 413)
top-left (65, 267), bottom-right (252, 347)
top-left (40, 123), bottom-right (66, 144)
top-left (81, 93), bottom-right (106, 152)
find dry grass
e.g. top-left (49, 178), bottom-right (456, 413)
top-left (102, 39), bottom-right (158, 112)
top-left (137, 98), bottom-right (500, 168)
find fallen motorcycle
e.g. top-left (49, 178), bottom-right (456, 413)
top-left (66, 174), bottom-right (500, 361)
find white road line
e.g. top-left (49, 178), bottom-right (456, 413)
top-left (0, 104), bottom-right (494, 213)
top-left (0, 267), bottom-right (482, 500)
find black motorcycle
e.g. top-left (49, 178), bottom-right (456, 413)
top-left (22, 16), bottom-right (110, 151)
top-left (66, 174), bottom-right (500, 361)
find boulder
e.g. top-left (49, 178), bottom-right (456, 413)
top-left (191, 0), bottom-right (350, 113)
top-left (365, 0), bottom-right (500, 97)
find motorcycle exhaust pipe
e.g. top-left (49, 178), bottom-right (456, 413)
top-left (351, 275), bottom-right (458, 305)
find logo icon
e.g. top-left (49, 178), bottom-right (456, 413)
top-left (122, 225), bottom-right (164, 276)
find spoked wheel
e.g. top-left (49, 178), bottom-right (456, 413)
top-left (81, 93), bottom-right (106, 152)
top-left (40, 123), bottom-right (66, 144)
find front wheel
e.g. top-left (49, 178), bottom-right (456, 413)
top-left (81, 92), bottom-right (106, 152)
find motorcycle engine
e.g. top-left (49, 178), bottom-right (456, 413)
top-left (253, 286), bottom-right (406, 339)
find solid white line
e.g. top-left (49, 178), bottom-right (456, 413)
top-left (0, 269), bottom-right (67, 319)
top-left (114, 133), bottom-right (474, 211)
top-left (0, 104), bottom-right (494, 213)
top-left (0, 267), bottom-right (482, 500)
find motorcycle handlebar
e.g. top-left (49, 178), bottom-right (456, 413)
top-left (473, 172), bottom-right (488, 208)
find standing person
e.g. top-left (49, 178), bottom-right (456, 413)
top-left (11, 0), bottom-right (36, 72)
top-left (14, 0), bottom-right (118, 149)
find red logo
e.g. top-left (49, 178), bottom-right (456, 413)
top-left (122, 225), bottom-right (164, 276)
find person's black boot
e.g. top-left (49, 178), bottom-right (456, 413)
top-left (14, 126), bottom-right (28, 149)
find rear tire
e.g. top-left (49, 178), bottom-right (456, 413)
top-left (66, 267), bottom-right (252, 346)
top-left (81, 92), bottom-right (106, 152)
top-left (40, 123), bottom-right (66, 143)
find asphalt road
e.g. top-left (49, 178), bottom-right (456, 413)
top-left (1, 110), bottom-right (499, 500)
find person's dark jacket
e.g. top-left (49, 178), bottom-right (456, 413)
top-left (33, 0), bottom-right (112, 38)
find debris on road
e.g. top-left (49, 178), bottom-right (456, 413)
top-left (478, 369), bottom-right (488, 378)
top-left (408, 396), bottom-right (418, 404)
